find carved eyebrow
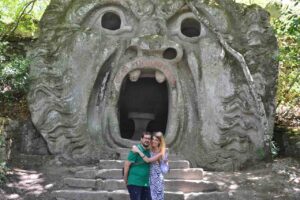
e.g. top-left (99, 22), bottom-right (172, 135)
top-left (66, 1), bottom-right (132, 25)
top-left (165, 4), bottom-right (189, 21)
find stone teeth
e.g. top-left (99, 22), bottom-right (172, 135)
top-left (129, 70), bottom-right (141, 82)
top-left (155, 71), bottom-right (166, 83)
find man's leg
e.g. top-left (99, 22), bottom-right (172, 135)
top-left (141, 186), bottom-right (152, 200)
top-left (127, 185), bottom-right (143, 200)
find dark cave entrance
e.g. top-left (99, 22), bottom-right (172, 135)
top-left (119, 77), bottom-right (168, 140)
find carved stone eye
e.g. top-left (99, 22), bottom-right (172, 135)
top-left (181, 18), bottom-right (201, 37)
top-left (101, 12), bottom-right (121, 30)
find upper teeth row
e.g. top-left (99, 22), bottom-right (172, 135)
top-left (129, 70), bottom-right (166, 83)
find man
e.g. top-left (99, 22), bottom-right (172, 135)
top-left (123, 132), bottom-right (152, 200)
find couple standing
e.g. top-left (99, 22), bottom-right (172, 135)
top-left (123, 131), bottom-right (168, 200)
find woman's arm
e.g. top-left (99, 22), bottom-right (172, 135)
top-left (132, 145), bottom-right (162, 163)
top-left (142, 152), bottom-right (162, 163)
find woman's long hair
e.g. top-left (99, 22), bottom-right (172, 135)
top-left (153, 132), bottom-right (166, 161)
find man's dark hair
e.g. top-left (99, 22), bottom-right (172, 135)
top-left (141, 132), bottom-right (151, 139)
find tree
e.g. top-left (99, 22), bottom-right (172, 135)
top-left (0, 0), bottom-right (49, 113)
top-left (236, 0), bottom-right (300, 127)
top-left (0, 0), bottom-right (49, 39)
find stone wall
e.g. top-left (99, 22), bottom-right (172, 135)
top-left (0, 117), bottom-right (49, 165)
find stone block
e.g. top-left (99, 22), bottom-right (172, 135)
top-left (64, 178), bottom-right (96, 189)
top-left (185, 192), bottom-right (230, 200)
top-left (165, 180), bottom-right (218, 192)
top-left (165, 168), bottom-right (203, 179)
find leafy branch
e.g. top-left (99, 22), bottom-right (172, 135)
top-left (2, 0), bottom-right (37, 40)
top-left (276, 71), bottom-right (300, 109)
top-left (0, 0), bottom-right (42, 41)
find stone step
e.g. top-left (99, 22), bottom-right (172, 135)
top-left (120, 153), bottom-right (185, 160)
top-left (64, 178), bottom-right (218, 193)
top-left (115, 148), bottom-right (184, 160)
top-left (53, 190), bottom-right (229, 200)
top-left (53, 190), bottom-right (130, 200)
top-left (184, 192), bottom-right (230, 200)
top-left (165, 179), bottom-right (218, 193)
top-left (99, 159), bottom-right (190, 169)
top-left (164, 169), bottom-right (203, 180)
top-left (75, 168), bottom-right (203, 180)
top-left (53, 190), bottom-right (185, 200)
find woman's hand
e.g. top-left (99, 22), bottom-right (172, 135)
top-left (131, 145), bottom-right (139, 153)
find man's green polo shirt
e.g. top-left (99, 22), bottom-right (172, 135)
top-left (127, 144), bottom-right (151, 187)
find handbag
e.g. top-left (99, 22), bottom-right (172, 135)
top-left (160, 161), bottom-right (169, 174)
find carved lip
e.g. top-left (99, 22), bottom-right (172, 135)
top-left (113, 57), bottom-right (177, 92)
top-left (109, 57), bottom-right (179, 147)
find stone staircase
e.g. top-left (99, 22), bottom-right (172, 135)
top-left (52, 149), bottom-right (229, 200)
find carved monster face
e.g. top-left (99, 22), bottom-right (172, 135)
top-left (28, 0), bottom-right (278, 170)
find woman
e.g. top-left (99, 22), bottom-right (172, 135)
top-left (132, 132), bottom-right (168, 200)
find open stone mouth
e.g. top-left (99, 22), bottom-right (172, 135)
top-left (109, 57), bottom-right (179, 146)
top-left (119, 69), bottom-right (168, 140)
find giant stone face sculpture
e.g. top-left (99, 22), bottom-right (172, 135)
top-left (28, 0), bottom-right (278, 170)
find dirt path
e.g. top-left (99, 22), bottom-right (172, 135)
top-left (1, 157), bottom-right (299, 200)
top-left (204, 157), bottom-right (300, 199)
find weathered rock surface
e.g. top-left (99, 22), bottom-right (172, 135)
top-left (28, 0), bottom-right (278, 171)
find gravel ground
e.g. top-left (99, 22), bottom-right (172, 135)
top-left (0, 156), bottom-right (299, 200)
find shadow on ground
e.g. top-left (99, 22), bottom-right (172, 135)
top-left (0, 156), bottom-right (299, 200)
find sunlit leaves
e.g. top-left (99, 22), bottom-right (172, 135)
top-left (0, 0), bottom-right (49, 104)
top-left (0, 0), bottom-right (50, 38)
top-left (236, 0), bottom-right (300, 110)
top-left (273, 2), bottom-right (300, 108)
top-left (0, 42), bottom-right (30, 102)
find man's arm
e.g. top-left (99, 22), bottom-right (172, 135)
top-left (132, 145), bottom-right (162, 163)
top-left (123, 160), bottom-right (131, 185)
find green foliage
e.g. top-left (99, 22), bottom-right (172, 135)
top-left (0, 162), bottom-right (8, 185)
top-left (236, 0), bottom-right (300, 118)
top-left (0, 118), bottom-right (8, 185)
top-left (235, 0), bottom-right (273, 7)
top-left (0, 0), bottom-right (50, 38)
top-left (256, 148), bottom-right (266, 160)
top-left (0, 0), bottom-right (49, 109)
top-left (271, 2), bottom-right (300, 108)
top-left (256, 141), bottom-right (279, 159)
top-left (270, 141), bottom-right (279, 157)
top-left (0, 41), bottom-right (30, 103)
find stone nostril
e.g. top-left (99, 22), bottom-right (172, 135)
top-left (125, 47), bottom-right (138, 60)
top-left (163, 48), bottom-right (177, 60)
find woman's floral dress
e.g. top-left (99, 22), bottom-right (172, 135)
top-left (149, 152), bottom-right (164, 200)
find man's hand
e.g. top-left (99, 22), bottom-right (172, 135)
top-left (123, 176), bottom-right (128, 185)
top-left (123, 160), bottom-right (131, 185)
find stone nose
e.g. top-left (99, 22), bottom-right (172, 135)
top-left (139, 17), bottom-right (166, 36)
top-left (129, 35), bottom-right (183, 63)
